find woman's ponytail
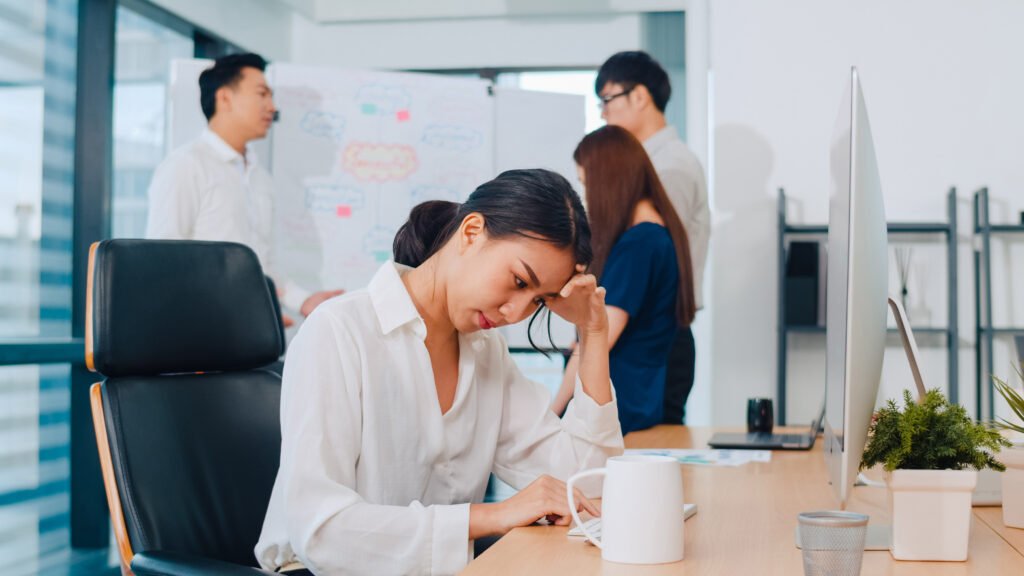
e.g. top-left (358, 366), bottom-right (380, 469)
top-left (392, 200), bottom-right (460, 267)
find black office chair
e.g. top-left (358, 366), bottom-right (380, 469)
top-left (86, 239), bottom-right (285, 575)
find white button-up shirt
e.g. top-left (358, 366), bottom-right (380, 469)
top-left (255, 262), bottom-right (624, 575)
top-left (643, 125), bottom-right (710, 309)
top-left (145, 129), bottom-right (309, 309)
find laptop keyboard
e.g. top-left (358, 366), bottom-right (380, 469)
top-left (746, 432), bottom-right (806, 444)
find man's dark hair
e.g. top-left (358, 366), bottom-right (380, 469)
top-left (595, 51), bottom-right (671, 113)
top-left (199, 53), bottom-right (267, 121)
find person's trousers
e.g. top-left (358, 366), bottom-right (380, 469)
top-left (663, 325), bottom-right (696, 424)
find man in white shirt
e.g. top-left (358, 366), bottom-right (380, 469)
top-left (596, 51), bottom-right (710, 424)
top-left (146, 53), bottom-right (341, 324)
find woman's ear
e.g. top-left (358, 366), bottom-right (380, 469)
top-left (457, 212), bottom-right (486, 254)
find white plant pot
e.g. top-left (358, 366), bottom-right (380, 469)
top-left (887, 469), bottom-right (977, 561)
top-left (1002, 447), bottom-right (1024, 529)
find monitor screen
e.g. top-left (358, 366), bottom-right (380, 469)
top-left (823, 68), bottom-right (889, 508)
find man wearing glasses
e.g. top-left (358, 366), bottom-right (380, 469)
top-left (596, 50), bottom-right (710, 426)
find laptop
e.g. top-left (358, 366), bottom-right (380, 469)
top-left (707, 404), bottom-right (825, 451)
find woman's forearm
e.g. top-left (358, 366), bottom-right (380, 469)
top-left (552, 351), bottom-right (580, 414)
top-left (576, 328), bottom-right (612, 405)
top-left (469, 503), bottom-right (504, 540)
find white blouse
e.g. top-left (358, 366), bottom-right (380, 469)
top-left (255, 262), bottom-right (624, 575)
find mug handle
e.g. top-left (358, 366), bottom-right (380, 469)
top-left (566, 468), bottom-right (607, 549)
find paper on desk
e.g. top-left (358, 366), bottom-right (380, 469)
top-left (624, 448), bottom-right (771, 466)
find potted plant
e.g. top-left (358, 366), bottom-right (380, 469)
top-left (993, 363), bottom-right (1024, 529)
top-left (860, 388), bottom-right (1010, 561)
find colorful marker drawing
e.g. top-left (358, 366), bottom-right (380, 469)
top-left (304, 182), bottom-right (366, 212)
top-left (341, 143), bottom-right (418, 182)
top-left (299, 110), bottom-right (346, 142)
top-left (410, 185), bottom-right (459, 204)
top-left (421, 124), bottom-right (483, 152)
top-left (355, 84), bottom-right (412, 116)
top-left (362, 225), bottom-right (397, 257)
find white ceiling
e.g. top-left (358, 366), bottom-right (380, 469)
top-left (273, 0), bottom-right (686, 23)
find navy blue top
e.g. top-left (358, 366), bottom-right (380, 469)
top-left (600, 222), bottom-right (680, 435)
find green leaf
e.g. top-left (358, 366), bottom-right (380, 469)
top-left (992, 364), bottom-right (1024, 434)
top-left (860, 388), bottom-right (1011, 472)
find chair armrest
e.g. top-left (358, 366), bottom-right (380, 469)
top-left (131, 550), bottom-right (278, 576)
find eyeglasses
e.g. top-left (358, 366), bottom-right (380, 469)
top-left (598, 87), bottom-right (634, 109)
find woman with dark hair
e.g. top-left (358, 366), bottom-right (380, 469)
top-left (256, 169), bottom-right (624, 575)
top-left (551, 125), bottom-right (696, 435)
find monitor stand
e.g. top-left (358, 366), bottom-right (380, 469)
top-left (794, 297), bottom-right (924, 552)
top-left (886, 296), bottom-right (927, 402)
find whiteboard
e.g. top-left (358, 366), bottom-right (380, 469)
top-left (269, 64), bottom-right (494, 292)
top-left (166, 60), bottom-right (590, 350)
top-left (494, 86), bottom-right (584, 183)
top-left (493, 86), bottom-right (586, 349)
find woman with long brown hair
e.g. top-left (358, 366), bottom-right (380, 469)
top-left (551, 125), bottom-right (696, 434)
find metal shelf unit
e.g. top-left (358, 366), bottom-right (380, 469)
top-left (972, 187), bottom-right (1024, 420)
top-left (776, 187), bottom-right (958, 425)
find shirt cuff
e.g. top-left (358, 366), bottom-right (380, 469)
top-left (431, 503), bottom-right (471, 575)
top-left (281, 280), bottom-right (311, 312)
top-left (564, 375), bottom-right (622, 443)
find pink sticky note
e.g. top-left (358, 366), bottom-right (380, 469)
top-left (396, 109), bottom-right (411, 122)
top-left (336, 205), bottom-right (352, 218)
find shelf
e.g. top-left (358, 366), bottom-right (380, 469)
top-left (784, 325), bottom-right (825, 333)
top-left (783, 326), bottom-right (950, 335)
top-left (777, 187), bottom-right (959, 425)
top-left (986, 224), bottom-right (1024, 234)
top-left (890, 327), bottom-right (950, 335)
top-left (784, 225), bottom-right (827, 235)
top-left (785, 223), bottom-right (951, 235)
top-left (974, 187), bottom-right (1024, 421)
top-left (981, 327), bottom-right (1024, 335)
top-left (887, 222), bottom-right (953, 234)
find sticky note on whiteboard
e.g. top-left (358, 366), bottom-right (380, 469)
top-left (336, 205), bottom-right (352, 218)
top-left (396, 109), bottom-right (410, 122)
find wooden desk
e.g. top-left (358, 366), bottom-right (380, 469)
top-left (462, 426), bottom-right (1024, 575)
top-left (976, 507), bottom-right (1024, 557)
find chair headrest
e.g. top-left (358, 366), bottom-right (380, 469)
top-left (87, 239), bottom-right (284, 377)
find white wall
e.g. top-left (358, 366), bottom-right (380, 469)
top-left (290, 13), bottom-right (642, 70)
top-left (150, 0), bottom-right (293, 60)
top-left (710, 0), bottom-right (1024, 425)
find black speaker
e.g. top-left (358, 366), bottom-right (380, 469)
top-left (785, 241), bottom-right (820, 326)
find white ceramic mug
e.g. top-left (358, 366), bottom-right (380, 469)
top-left (567, 454), bottom-right (684, 564)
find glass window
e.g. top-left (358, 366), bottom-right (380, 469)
top-left (0, 0), bottom-right (77, 340)
top-left (499, 70), bottom-right (603, 133)
top-left (0, 363), bottom-right (72, 572)
top-left (111, 5), bottom-right (192, 239)
top-left (0, 0), bottom-right (78, 566)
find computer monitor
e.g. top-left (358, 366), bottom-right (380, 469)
top-left (823, 68), bottom-right (889, 509)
